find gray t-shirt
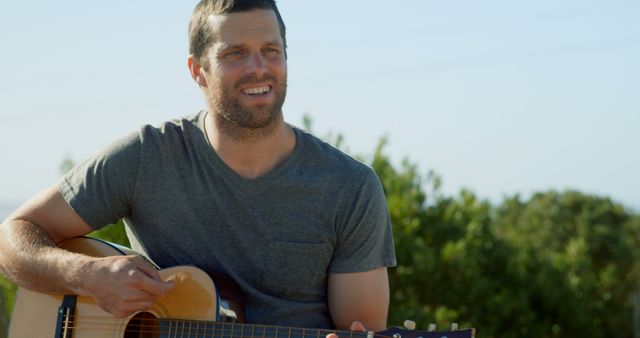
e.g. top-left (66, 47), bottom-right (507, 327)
top-left (60, 111), bottom-right (396, 328)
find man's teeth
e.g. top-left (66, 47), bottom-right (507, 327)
top-left (242, 86), bottom-right (271, 95)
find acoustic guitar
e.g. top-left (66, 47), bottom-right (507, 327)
top-left (8, 237), bottom-right (474, 338)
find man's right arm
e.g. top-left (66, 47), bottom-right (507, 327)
top-left (0, 184), bottom-right (173, 318)
top-left (0, 184), bottom-right (94, 293)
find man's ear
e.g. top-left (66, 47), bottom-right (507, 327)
top-left (188, 55), bottom-right (208, 88)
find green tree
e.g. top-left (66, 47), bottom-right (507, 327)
top-left (303, 120), bottom-right (640, 337)
top-left (370, 140), bottom-right (527, 336)
top-left (493, 191), bottom-right (640, 337)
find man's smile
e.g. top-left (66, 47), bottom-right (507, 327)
top-left (241, 85), bottom-right (272, 95)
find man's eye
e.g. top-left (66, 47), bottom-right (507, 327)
top-left (223, 50), bottom-right (244, 59)
top-left (263, 48), bottom-right (280, 57)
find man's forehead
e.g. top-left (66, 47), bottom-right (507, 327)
top-left (202, 9), bottom-right (285, 58)
top-left (206, 9), bottom-right (280, 38)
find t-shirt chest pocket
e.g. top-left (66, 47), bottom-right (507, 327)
top-left (260, 240), bottom-right (334, 301)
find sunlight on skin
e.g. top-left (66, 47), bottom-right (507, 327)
top-left (326, 321), bottom-right (367, 338)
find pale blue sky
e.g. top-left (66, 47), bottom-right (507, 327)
top-left (0, 0), bottom-right (639, 218)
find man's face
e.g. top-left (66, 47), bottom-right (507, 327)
top-left (202, 9), bottom-right (287, 131)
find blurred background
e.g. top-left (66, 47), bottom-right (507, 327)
top-left (0, 1), bottom-right (639, 337)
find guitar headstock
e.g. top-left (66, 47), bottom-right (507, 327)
top-left (377, 321), bottom-right (474, 338)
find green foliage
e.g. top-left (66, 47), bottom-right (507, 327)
top-left (58, 154), bottom-right (76, 175)
top-left (87, 219), bottom-right (130, 247)
top-left (369, 138), bottom-right (640, 338)
top-left (0, 275), bottom-right (16, 338)
top-left (491, 192), bottom-right (640, 337)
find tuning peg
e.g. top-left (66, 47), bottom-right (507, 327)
top-left (403, 320), bottom-right (416, 330)
top-left (450, 323), bottom-right (459, 331)
top-left (427, 323), bottom-right (437, 332)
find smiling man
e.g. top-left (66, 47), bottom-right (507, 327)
top-left (0, 0), bottom-right (396, 332)
top-left (194, 7), bottom-right (289, 142)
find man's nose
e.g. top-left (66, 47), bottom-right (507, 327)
top-left (246, 53), bottom-right (266, 74)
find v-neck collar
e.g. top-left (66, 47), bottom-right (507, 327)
top-left (195, 111), bottom-right (303, 194)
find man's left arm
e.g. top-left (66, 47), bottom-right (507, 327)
top-left (327, 267), bottom-right (390, 331)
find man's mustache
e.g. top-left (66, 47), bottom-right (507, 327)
top-left (234, 74), bottom-right (279, 90)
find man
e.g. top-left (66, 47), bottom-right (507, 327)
top-left (0, 0), bottom-right (396, 332)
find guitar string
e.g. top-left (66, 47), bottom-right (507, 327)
top-left (58, 325), bottom-right (392, 338)
top-left (60, 314), bottom-right (367, 333)
top-left (57, 317), bottom-right (396, 338)
top-left (57, 323), bottom-right (466, 338)
top-left (60, 330), bottom-right (392, 338)
top-left (60, 322), bottom-right (379, 335)
top-left (58, 315), bottom-right (467, 337)
top-left (58, 326), bottom-right (380, 335)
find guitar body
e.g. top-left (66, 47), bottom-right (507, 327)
top-left (9, 237), bottom-right (219, 337)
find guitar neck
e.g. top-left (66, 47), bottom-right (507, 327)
top-left (154, 319), bottom-right (474, 338)
top-left (157, 319), bottom-right (366, 338)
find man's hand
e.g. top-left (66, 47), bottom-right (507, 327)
top-left (326, 321), bottom-right (368, 338)
top-left (78, 255), bottom-right (175, 318)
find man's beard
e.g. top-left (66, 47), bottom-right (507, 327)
top-left (209, 74), bottom-right (287, 141)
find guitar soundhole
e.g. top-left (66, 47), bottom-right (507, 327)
top-left (125, 312), bottom-right (160, 338)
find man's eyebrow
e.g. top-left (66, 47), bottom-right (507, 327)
top-left (216, 40), bottom-right (283, 53)
top-left (226, 40), bottom-right (283, 47)
top-left (264, 40), bottom-right (283, 47)
top-left (218, 43), bottom-right (245, 51)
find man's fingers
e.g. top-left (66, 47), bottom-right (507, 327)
top-left (326, 321), bottom-right (368, 338)
top-left (130, 256), bottom-right (174, 296)
top-left (350, 321), bottom-right (367, 332)
top-left (138, 272), bottom-right (174, 296)
top-left (132, 256), bottom-right (161, 279)
top-left (84, 256), bottom-right (174, 317)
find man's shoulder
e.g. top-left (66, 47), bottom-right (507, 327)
top-left (134, 111), bottom-right (206, 146)
top-left (294, 127), bottom-right (374, 179)
top-left (138, 111), bottom-right (204, 137)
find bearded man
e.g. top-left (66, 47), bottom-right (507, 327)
top-left (0, 0), bottom-right (396, 332)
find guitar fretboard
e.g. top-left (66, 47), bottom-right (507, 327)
top-left (154, 320), bottom-right (374, 338)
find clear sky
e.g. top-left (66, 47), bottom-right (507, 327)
top-left (0, 0), bottom-right (639, 218)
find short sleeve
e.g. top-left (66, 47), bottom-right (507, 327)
top-left (59, 131), bottom-right (141, 230)
top-left (329, 169), bottom-right (397, 273)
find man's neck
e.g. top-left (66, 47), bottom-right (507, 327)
top-left (204, 111), bottom-right (296, 179)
